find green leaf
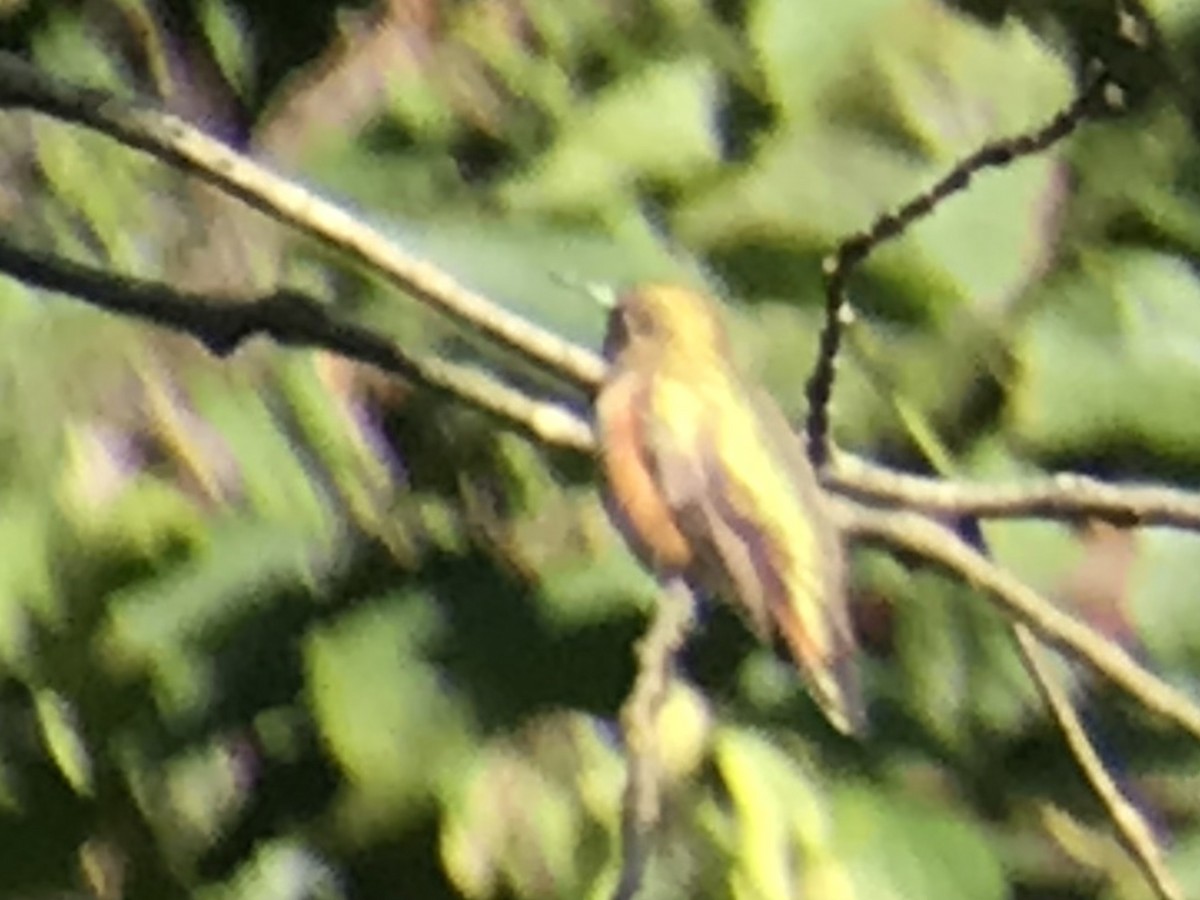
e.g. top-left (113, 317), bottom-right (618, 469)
top-left (189, 377), bottom-right (333, 531)
top-left (678, 123), bottom-right (919, 254)
top-left (0, 495), bottom-right (56, 665)
top-left (34, 690), bottom-right (92, 795)
top-left (196, 839), bottom-right (343, 900)
top-left (749, 0), bottom-right (899, 124)
top-left (441, 713), bottom-right (618, 899)
top-left (441, 749), bottom-right (584, 899)
top-left (366, 216), bottom-right (692, 351)
top-left (695, 1), bottom-right (1070, 325)
top-left (1013, 250), bottom-right (1200, 458)
top-left (501, 58), bottom-right (721, 214)
top-left (101, 517), bottom-right (339, 679)
top-left (1129, 528), bottom-right (1200, 672)
top-left (884, 562), bottom-right (1038, 744)
top-left (714, 728), bottom-right (844, 900)
top-left (836, 785), bottom-right (1005, 900)
top-left (306, 596), bottom-right (474, 826)
top-left (867, 6), bottom-right (1072, 159)
top-left (199, 0), bottom-right (256, 97)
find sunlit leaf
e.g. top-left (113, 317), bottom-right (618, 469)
top-left (306, 596), bottom-right (474, 826)
top-left (1014, 250), bottom-right (1200, 458)
top-left (836, 785), bottom-right (1005, 900)
top-left (33, 689), bottom-right (92, 795)
top-left (501, 58), bottom-right (721, 214)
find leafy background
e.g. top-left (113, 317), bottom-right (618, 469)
top-left (1, 0), bottom-right (1199, 897)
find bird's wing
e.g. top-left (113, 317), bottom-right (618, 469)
top-left (738, 385), bottom-right (862, 732)
top-left (646, 373), bottom-right (862, 732)
top-left (633, 373), bottom-right (766, 635)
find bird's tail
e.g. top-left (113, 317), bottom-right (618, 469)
top-left (775, 602), bottom-right (866, 736)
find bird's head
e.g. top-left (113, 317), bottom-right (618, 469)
top-left (601, 284), bottom-right (731, 369)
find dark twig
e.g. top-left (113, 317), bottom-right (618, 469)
top-left (613, 578), bottom-right (697, 900)
top-left (804, 69), bottom-right (1118, 469)
top-left (0, 235), bottom-right (594, 451)
top-left (854, 489), bottom-right (1184, 898)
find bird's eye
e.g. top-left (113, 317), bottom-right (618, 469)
top-left (622, 302), bottom-right (658, 340)
top-left (602, 307), bottom-right (631, 360)
top-left (602, 293), bottom-right (661, 360)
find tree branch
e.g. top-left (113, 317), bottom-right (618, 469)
top-left (7, 56), bottom-right (1200, 537)
top-left (613, 577), bottom-right (697, 900)
top-left (834, 500), bottom-right (1200, 744)
top-left (950, 479), bottom-right (1182, 900)
top-left (829, 452), bottom-right (1200, 531)
top-left (1012, 626), bottom-right (1182, 900)
top-left (0, 52), bottom-right (606, 392)
top-left (10, 230), bottom-right (1200, 762)
top-left (804, 68), bottom-right (1117, 468)
top-left (0, 234), bottom-right (593, 451)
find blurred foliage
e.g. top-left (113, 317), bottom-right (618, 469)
top-left (1, 0), bottom-right (1200, 897)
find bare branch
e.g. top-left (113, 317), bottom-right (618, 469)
top-left (0, 53), bottom-right (606, 392)
top-left (0, 234), bottom-right (594, 452)
top-left (11, 56), bottom-right (1198, 539)
top-left (1012, 626), bottom-right (1182, 900)
top-left (828, 452), bottom-right (1200, 531)
top-left (17, 222), bottom-right (1200, 760)
top-left (804, 69), bottom-right (1117, 469)
top-left (834, 500), bottom-right (1200, 744)
top-left (613, 578), bottom-right (697, 900)
top-left (950, 479), bottom-right (1183, 900)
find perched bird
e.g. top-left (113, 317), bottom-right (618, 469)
top-left (595, 284), bottom-right (864, 734)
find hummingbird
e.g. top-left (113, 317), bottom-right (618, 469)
top-left (594, 284), bottom-right (864, 735)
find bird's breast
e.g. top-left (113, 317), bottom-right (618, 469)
top-left (596, 371), bottom-right (693, 573)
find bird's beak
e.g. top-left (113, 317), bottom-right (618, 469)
top-left (586, 283), bottom-right (618, 310)
top-left (551, 273), bottom-right (618, 310)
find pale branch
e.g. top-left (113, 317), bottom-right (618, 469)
top-left (834, 500), bottom-right (1200, 744)
top-left (613, 577), bottom-right (698, 900)
top-left (19, 211), bottom-right (1200, 534)
top-left (0, 52), bottom-right (606, 392)
top-left (955, 497), bottom-right (1181, 900)
top-left (829, 452), bottom-right (1200, 531)
top-left (0, 235), bottom-right (593, 452)
top-left (1012, 625), bottom-right (1182, 900)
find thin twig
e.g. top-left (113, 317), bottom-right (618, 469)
top-left (613, 578), bottom-right (698, 900)
top-left (16, 218), bottom-right (1200, 537)
top-left (1012, 626), bottom-right (1182, 900)
top-left (0, 53), bottom-right (606, 392)
top-left (949, 479), bottom-right (1182, 900)
top-left (834, 500), bottom-right (1200, 744)
top-left (804, 69), bottom-right (1117, 468)
top-left (15, 210), bottom-right (1200, 544)
top-left (828, 452), bottom-right (1200, 531)
top-left (0, 235), bottom-right (594, 451)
